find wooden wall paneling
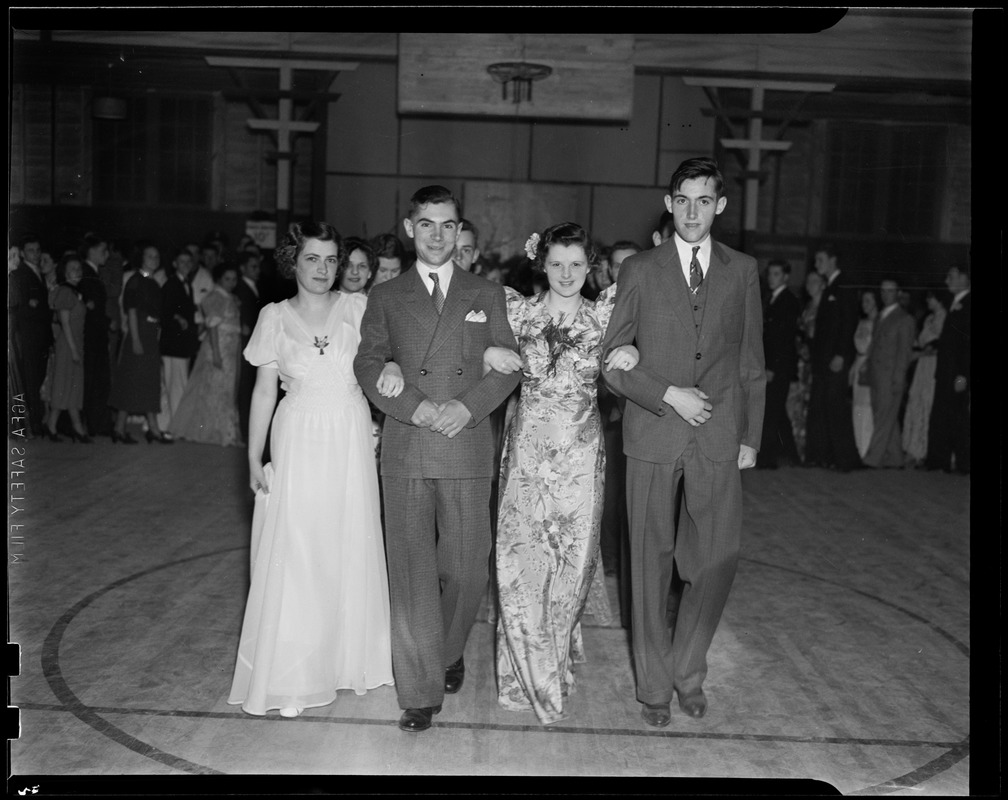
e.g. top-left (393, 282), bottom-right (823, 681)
top-left (940, 125), bottom-right (970, 243)
top-left (633, 12), bottom-right (971, 82)
top-left (10, 84), bottom-right (26, 205)
top-left (530, 74), bottom-right (661, 186)
top-left (327, 62), bottom-right (399, 175)
top-left (22, 85), bottom-right (54, 205)
top-left (461, 180), bottom-right (591, 260)
top-left (590, 185), bottom-right (668, 250)
top-left (210, 93), bottom-right (227, 211)
top-left (53, 86), bottom-right (91, 206)
top-left (398, 34), bottom-right (635, 121)
top-left (399, 116), bottom-right (532, 182)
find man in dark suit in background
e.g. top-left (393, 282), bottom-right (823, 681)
top-left (925, 266), bottom-right (970, 474)
top-left (9, 234), bottom-right (53, 436)
top-left (354, 185), bottom-right (520, 733)
top-left (804, 243), bottom-right (862, 471)
top-left (79, 233), bottom-right (114, 437)
top-left (602, 157), bottom-right (765, 725)
top-left (758, 258), bottom-right (801, 469)
top-left (234, 250), bottom-right (264, 443)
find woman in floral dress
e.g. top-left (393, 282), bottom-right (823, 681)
top-left (481, 223), bottom-right (639, 724)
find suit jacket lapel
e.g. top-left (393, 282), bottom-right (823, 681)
top-left (654, 246), bottom-right (696, 337)
top-left (426, 268), bottom-right (478, 360)
top-left (702, 241), bottom-right (731, 324)
top-left (399, 267), bottom-right (441, 340)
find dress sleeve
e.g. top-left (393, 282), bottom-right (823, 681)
top-left (503, 285), bottom-right (526, 337)
top-left (344, 291), bottom-right (368, 336)
top-left (244, 303), bottom-right (280, 368)
top-left (52, 285), bottom-right (77, 312)
top-left (201, 291), bottom-right (224, 329)
top-left (594, 282), bottom-right (618, 335)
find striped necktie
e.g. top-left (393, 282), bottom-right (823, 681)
top-left (430, 272), bottom-right (445, 314)
top-left (689, 246), bottom-right (703, 294)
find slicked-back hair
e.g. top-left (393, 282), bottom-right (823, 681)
top-left (408, 185), bottom-right (462, 221)
top-left (767, 258), bottom-right (791, 275)
top-left (815, 242), bottom-right (839, 261)
top-left (275, 221), bottom-right (345, 280)
top-left (529, 222), bottom-right (600, 273)
top-left (668, 157), bottom-right (725, 198)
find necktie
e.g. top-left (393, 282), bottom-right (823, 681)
top-left (430, 272), bottom-right (445, 314)
top-left (689, 246), bottom-right (703, 293)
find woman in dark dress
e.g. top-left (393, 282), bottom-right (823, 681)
top-left (108, 244), bottom-right (171, 444)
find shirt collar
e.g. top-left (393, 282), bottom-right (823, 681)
top-left (880, 303), bottom-right (899, 320)
top-left (827, 269), bottom-right (840, 286)
top-left (672, 233), bottom-right (711, 274)
top-left (416, 258), bottom-right (454, 293)
top-left (242, 275), bottom-right (259, 295)
top-left (952, 289), bottom-right (970, 305)
top-left (770, 285), bottom-right (787, 301)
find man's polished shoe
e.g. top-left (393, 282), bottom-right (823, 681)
top-left (641, 702), bottom-right (671, 728)
top-left (444, 657), bottom-right (465, 694)
top-left (678, 690), bottom-right (707, 718)
top-left (398, 705), bottom-right (441, 733)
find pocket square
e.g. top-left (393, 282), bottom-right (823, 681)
top-left (465, 310), bottom-right (487, 323)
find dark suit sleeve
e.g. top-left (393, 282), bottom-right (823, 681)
top-left (599, 263), bottom-right (673, 415)
top-left (893, 314), bottom-right (916, 390)
top-left (457, 283), bottom-right (521, 427)
top-left (739, 257), bottom-right (767, 451)
top-left (354, 287), bottom-right (431, 422)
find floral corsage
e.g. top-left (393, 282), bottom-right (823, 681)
top-left (524, 232), bottom-right (540, 261)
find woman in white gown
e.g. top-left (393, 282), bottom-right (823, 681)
top-left (850, 290), bottom-right (878, 459)
top-left (228, 222), bottom-right (395, 718)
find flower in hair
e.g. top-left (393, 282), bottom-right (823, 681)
top-left (524, 233), bottom-right (540, 261)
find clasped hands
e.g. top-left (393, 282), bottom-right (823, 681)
top-left (375, 363), bottom-right (471, 437)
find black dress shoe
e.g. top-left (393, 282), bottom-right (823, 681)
top-left (678, 689), bottom-right (707, 718)
top-left (641, 702), bottom-right (671, 728)
top-left (444, 657), bottom-right (465, 694)
top-left (398, 705), bottom-right (441, 733)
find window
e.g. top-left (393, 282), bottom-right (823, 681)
top-left (94, 98), bottom-right (148, 205)
top-left (93, 94), bottom-right (211, 206)
top-left (824, 123), bottom-right (945, 238)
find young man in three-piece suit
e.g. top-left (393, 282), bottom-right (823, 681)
top-left (601, 157), bottom-right (765, 726)
top-left (354, 186), bottom-right (521, 733)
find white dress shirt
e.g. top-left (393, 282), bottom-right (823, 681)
top-left (673, 233), bottom-right (712, 285)
top-left (415, 258), bottom-right (454, 298)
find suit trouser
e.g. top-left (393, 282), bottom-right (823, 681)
top-left (925, 385), bottom-right (970, 472)
top-left (760, 375), bottom-right (798, 466)
top-left (383, 476), bottom-right (491, 709)
top-left (806, 370), bottom-right (861, 469)
top-left (627, 441), bottom-right (741, 704)
top-left (864, 383), bottom-right (904, 467)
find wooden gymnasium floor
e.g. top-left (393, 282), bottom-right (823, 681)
top-left (8, 427), bottom-right (989, 796)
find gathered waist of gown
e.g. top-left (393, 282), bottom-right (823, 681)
top-left (280, 372), bottom-right (365, 411)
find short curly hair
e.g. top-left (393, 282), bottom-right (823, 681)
top-left (275, 221), bottom-right (346, 280)
top-left (529, 222), bottom-right (600, 273)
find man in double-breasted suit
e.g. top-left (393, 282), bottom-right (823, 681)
top-left (602, 157), bottom-right (765, 726)
top-left (354, 186), bottom-right (520, 733)
top-left (805, 244), bottom-right (862, 471)
top-left (759, 258), bottom-right (801, 469)
top-left (926, 266), bottom-right (970, 474)
top-left (862, 277), bottom-right (916, 468)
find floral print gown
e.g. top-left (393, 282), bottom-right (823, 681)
top-left (495, 284), bottom-right (616, 724)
